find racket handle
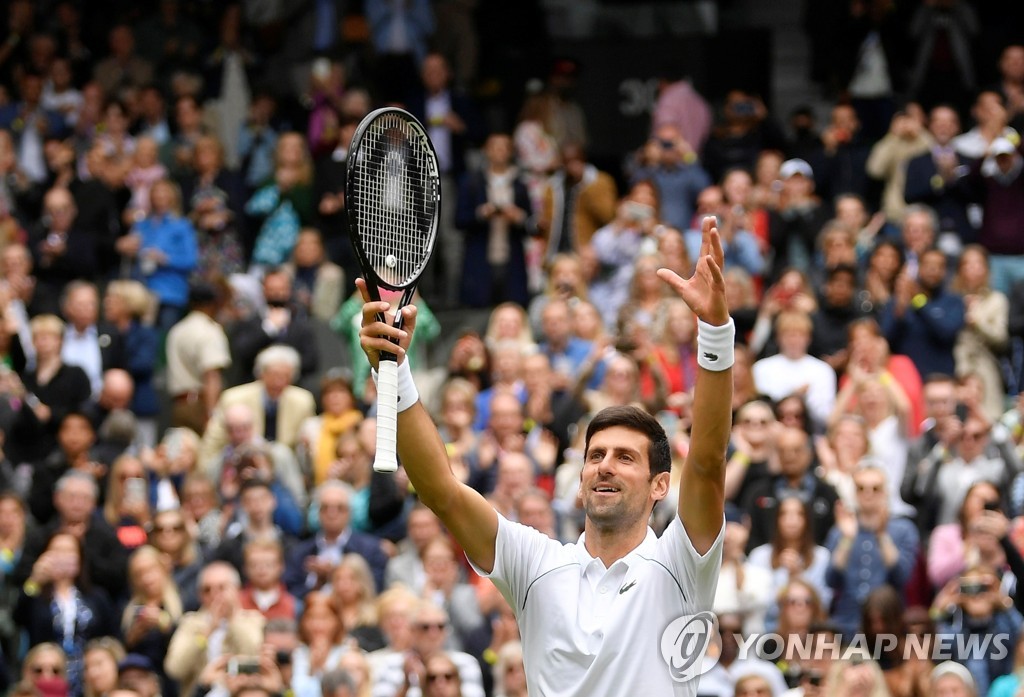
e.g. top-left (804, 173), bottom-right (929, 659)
top-left (374, 359), bottom-right (400, 473)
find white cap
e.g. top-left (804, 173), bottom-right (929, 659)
top-left (930, 661), bottom-right (976, 691)
top-left (780, 158), bottom-right (814, 180)
top-left (990, 137), bottom-right (1017, 156)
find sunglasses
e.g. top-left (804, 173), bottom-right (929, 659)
top-left (153, 523), bottom-right (185, 533)
top-left (31, 665), bottom-right (63, 677)
top-left (785, 597), bottom-right (813, 607)
top-left (856, 484), bottom-right (883, 494)
top-left (416, 622), bottom-right (447, 632)
top-left (426, 671), bottom-right (457, 684)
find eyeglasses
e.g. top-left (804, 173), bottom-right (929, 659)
top-left (426, 671), bottom-right (457, 684)
top-left (784, 597), bottom-right (813, 607)
top-left (31, 664), bottom-right (63, 677)
top-left (415, 622), bottom-right (447, 632)
top-left (153, 523), bottom-right (185, 533)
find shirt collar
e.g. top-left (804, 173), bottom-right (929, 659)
top-left (573, 525), bottom-right (658, 575)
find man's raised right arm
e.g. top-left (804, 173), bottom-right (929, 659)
top-left (358, 280), bottom-right (499, 573)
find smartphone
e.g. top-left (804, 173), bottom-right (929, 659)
top-left (124, 477), bottom-right (147, 505)
top-left (228, 656), bottom-right (261, 676)
top-left (983, 500), bottom-right (1001, 512)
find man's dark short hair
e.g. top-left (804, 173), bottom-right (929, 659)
top-left (585, 405), bottom-right (671, 476)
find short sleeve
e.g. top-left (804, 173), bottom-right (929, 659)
top-left (655, 514), bottom-right (725, 610)
top-left (467, 514), bottom-right (566, 614)
top-left (197, 325), bottom-right (232, 373)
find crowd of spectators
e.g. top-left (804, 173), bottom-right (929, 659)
top-left (0, 1), bottom-right (1022, 697)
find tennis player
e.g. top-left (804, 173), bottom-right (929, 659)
top-left (358, 216), bottom-right (733, 696)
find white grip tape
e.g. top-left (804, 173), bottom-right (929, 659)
top-left (374, 360), bottom-right (399, 473)
top-left (696, 318), bottom-right (736, 371)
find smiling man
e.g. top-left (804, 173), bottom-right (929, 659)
top-left (359, 217), bottom-right (733, 696)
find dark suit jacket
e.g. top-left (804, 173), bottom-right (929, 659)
top-left (14, 585), bottom-right (116, 649)
top-left (405, 88), bottom-right (485, 179)
top-left (28, 225), bottom-right (99, 315)
top-left (904, 150), bottom-right (975, 243)
top-left (454, 169), bottom-right (533, 308)
top-left (13, 516), bottom-right (129, 601)
top-left (744, 474), bottom-right (840, 551)
top-left (229, 309), bottom-right (319, 383)
top-left (283, 530), bottom-right (389, 597)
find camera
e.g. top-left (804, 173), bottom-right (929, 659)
top-left (983, 500), bottom-right (1001, 512)
top-left (228, 657), bottom-right (261, 676)
top-left (959, 580), bottom-right (987, 596)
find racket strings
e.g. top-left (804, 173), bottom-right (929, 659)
top-left (354, 114), bottom-right (437, 288)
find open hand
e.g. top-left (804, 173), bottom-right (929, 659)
top-left (656, 216), bottom-right (728, 326)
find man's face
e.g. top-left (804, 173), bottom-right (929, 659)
top-left (929, 107), bottom-right (960, 145)
top-left (411, 608), bottom-right (449, 655)
top-left (541, 302), bottom-right (572, 345)
top-left (421, 54), bottom-right (449, 92)
top-left (55, 479), bottom-right (97, 525)
top-left (824, 271), bottom-right (856, 307)
top-left (1001, 46), bottom-right (1024, 81)
top-left (776, 430), bottom-right (810, 479)
top-left (241, 486), bottom-right (275, 526)
top-left (263, 273), bottom-right (292, 306)
top-left (45, 191), bottom-right (77, 232)
top-left (318, 488), bottom-right (351, 537)
top-left (407, 509), bottom-right (441, 551)
top-left (226, 413), bottom-right (254, 447)
top-left (245, 548), bottom-right (282, 589)
top-left (517, 495), bottom-right (554, 534)
top-left (58, 415), bottom-right (95, 456)
top-left (579, 426), bottom-right (664, 530)
top-left (489, 393), bottom-right (523, 439)
top-left (902, 212), bottom-right (934, 254)
top-left (261, 363), bottom-right (293, 399)
top-left (496, 453), bottom-right (533, 499)
top-left (777, 327), bottom-right (811, 358)
top-left (199, 566), bottom-right (239, 610)
top-left (854, 470), bottom-right (887, 515)
top-left (918, 252), bottom-right (947, 291)
top-left (64, 286), bottom-right (99, 328)
top-left (923, 381), bottom-right (957, 419)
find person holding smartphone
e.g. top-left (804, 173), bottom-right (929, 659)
top-left (930, 562), bottom-right (1018, 696)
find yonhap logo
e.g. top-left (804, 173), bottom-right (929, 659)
top-left (660, 611), bottom-right (719, 682)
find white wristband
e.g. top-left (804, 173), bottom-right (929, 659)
top-left (371, 360), bottom-right (420, 412)
top-left (696, 318), bottom-right (735, 371)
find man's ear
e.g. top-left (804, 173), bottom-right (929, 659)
top-left (651, 470), bottom-right (670, 502)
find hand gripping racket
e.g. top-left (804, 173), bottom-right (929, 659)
top-left (346, 107), bottom-right (441, 473)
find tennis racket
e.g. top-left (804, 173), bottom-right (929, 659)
top-left (346, 107), bottom-right (441, 473)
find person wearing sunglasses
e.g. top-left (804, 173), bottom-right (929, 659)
top-left (21, 643), bottom-right (69, 697)
top-left (372, 601), bottom-right (483, 697)
top-left (148, 507), bottom-right (203, 611)
top-left (825, 464), bottom-right (920, 638)
top-left (421, 654), bottom-right (464, 697)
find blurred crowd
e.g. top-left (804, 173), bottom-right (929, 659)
top-left (0, 1), bottom-right (1022, 697)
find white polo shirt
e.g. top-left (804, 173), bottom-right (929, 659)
top-left (474, 513), bottom-right (725, 697)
